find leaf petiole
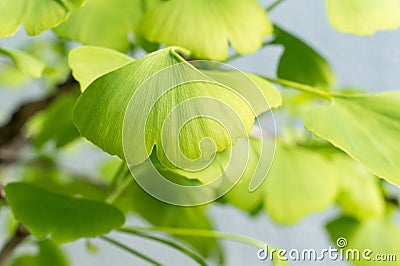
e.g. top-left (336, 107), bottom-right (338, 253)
top-left (119, 227), bottom-right (267, 250)
top-left (264, 77), bottom-right (332, 100)
top-left (100, 236), bottom-right (162, 266)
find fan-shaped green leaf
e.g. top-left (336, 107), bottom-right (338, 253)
top-left (264, 144), bottom-right (339, 224)
top-left (0, 0), bottom-right (85, 37)
top-left (5, 183), bottom-right (125, 243)
top-left (0, 48), bottom-right (45, 78)
top-left (327, 216), bottom-right (400, 266)
top-left (68, 46), bottom-right (134, 91)
top-left (139, 0), bottom-right (273, 60)
top-left (73, 47), bottom-right (272, 168)
top-left (305, 92), bottom-right (400, 187)
top-left (54, 0), bottom-right (161, 51)
top-left (325, 0), bottom-right (400, 35)
top-left (332, 155), bottom-right (385, 220)
top-left (273, 27), bottom-right (335, 89)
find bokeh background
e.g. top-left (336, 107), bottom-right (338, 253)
top-left (1, 0), bottom-right (400, 265)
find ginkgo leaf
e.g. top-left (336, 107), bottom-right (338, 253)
top-left (139, 0), bottom-right (273, 60)
top-left (0, 0), bottom-right (85, 37)
top-left (68, 46), bottom-right (134, 91)
top-left (74, 47), bottom-right (274, 169)
top-left (0, 48), bottom-right (45, 78)
top-left (5, 183), bottom-right (125, 243)
top-left (305, 92), bottom-right (400, 187)
top-left (325, 0), bottom-right (400, 35)
top-left (332, 155), bottom-right (385, 220)
top-left (327, 216), bottom-right (400, 266)
top-left (264, 144), bottom-right (339, 224)
top-left (54, 0), bottom-right (162, 51)
top-left (273, 26), bottom-right (335, 89)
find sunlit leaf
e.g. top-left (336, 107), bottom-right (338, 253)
top-left (74, 47), bottom-right (271, 169)
top-left (327, 216), bottom-right (400, 266)
top-left (273, 26), bottom-right (335, 89)
top-left (332, 155), bottom-right (385, 220)
top-left (0, 0), bottom-right (85, 37)
top-left (0, 48), bottom-right (45, 78)
top-left (305, 92), bottom-right (400, 187)
top-left (54, 0), bottom-right (161, 51)
top-left (5, 183), bottom-right (125, 243)
top-left (68, 46), bottom-right (134, 91)
top-left (325, 0), bottom-right (400, 35)
top-left (264, 144), bottom-right (339, 224)
top-left (139, 0), bottom-right (273, 60)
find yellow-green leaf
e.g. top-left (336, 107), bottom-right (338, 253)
top-left (68, 46), bottom-right (134, 91)
top-left (305, 92), bottom-right (400, 187)
top-left (139, 0), bottom-right (273, 60)
top-left (0, 0), bottom-right (85, 37)
top-left (325, 0), bottom-right (400, 35)
top-left (264, 144), bottom-right (339, 224)
top-left (55, 0), bottom-right (162, 51)
top-left (332, 155), bottom-right (385, 220)
top-left (0, 48), bottom-right (45, 78)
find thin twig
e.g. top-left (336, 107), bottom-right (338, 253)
top-left (266, 0), bottom-right (286, 12)
top-left (0, 224), bottom-right (30, 265)
top-left (100, 236), bottom-right (162, 266)
top-left (0, 76), bottom-right (77, 164)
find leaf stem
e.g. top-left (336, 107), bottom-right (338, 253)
top-left (105, 161), bottom-right (127, 196)
top-left (119, 229), bottom-right (208, 266)
top-left (105, 169), bottom-right (131, 204)
top-left (266, 0), bottom-right (286, 12)
top-left (100, 236), bottom-right (162, 266)
top-left (119, 227), bottom-right (267, 250)
top-left (264, 77), bottom-right (332, 100)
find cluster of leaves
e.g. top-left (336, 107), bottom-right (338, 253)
top-left (1, 0), bottom-right (400, 265)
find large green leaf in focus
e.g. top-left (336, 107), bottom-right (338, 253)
top-left (55, 0), bottom-right (161, 51)
top-left (0, 48), bottom-right (45, 78)
top-left (327, 216), bottom-right (400, 266)
top-left (0, 0), bottom-right (85, 37)
top-left (68, 46), bottom-right (134, 91)
top-left (5, 183), bottom-right (125, 243)
top-left (305, 92), bottom-right (400, 187)
top-left (9, 240), bottom-right (69, 266)
top-left (264, 144), bottom-right (339, 224)
top-left (332, 155), bottom-right (385, 220)
top-left (325, 0), bottom-right (400, 35)
top-left (73, 47), bottom-right (271, 168)
top-left (273, 27), bottom-right (335, 89)
top-left (139, 0), bottom-right (273, 60)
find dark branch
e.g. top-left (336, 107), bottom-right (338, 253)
top-left (0, 224), bottom-right (30, 265)
top-left (0, 76), bottom-right (77, 164)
